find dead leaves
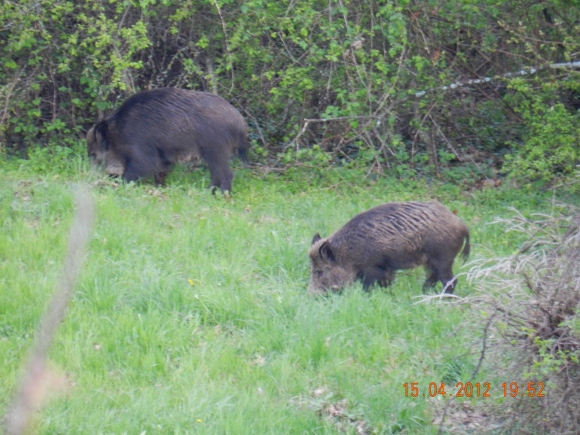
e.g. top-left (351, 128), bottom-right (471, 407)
top-left (291, 387), bottom-right (373, 434)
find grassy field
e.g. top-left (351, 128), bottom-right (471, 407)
top-left (0, 156), bottom-right (566, 434)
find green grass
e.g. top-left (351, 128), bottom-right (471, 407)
top-left (0, 160), bottom-right (569, 434)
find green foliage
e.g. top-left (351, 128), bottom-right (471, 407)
top-left (0, 0), bottom-right (152, 151)
top-left (529, 336), bottom-right (569, 376)
top-left (1, 0), bottom-right (580, 186)
top-left (504, 79), bottom-right (580, 184)
top-left (18, 143), bottom-right (88, 176)
top-left (280, 144), bottom-right (333, 167)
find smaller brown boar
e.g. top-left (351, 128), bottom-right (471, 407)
top-left (307, 201), bottom-right (470, 295)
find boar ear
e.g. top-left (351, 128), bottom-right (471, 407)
top-left (94, 120), bottom-right (110, 150)
top-left (311, 233), bottom-right (322, 245)
top-left (318, 241), bottom-right (336, 262)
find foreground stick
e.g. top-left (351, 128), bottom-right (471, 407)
top-left (3, 188), bottom-right (95, 435)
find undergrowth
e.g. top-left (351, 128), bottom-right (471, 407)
top-left (436, 204), bottom-right (580, 434)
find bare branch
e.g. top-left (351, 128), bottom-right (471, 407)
top-left (3, 187), bottom-right (95, 435)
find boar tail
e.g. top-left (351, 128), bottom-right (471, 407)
top-left (461, 230), bottom-right (470, 262)
top-left (238, 136), bottom-right (250, 164)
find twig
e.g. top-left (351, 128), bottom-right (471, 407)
top-left (303, 116), bottom-right (380, 123)
top-left (3, 187), bottom-right (95, 435)
top-left (429, 114), bottom-right (463, 162)
top-left (212, 0), bottom-right (234, 91)
top-left (0, 70), bottom-right (23, 148)
top-left (437, 311), bottom-right (497, 435)
top-left (285, 115), bottom-right (380, 152)
top-left (414, 61), bottom-right (580, 98)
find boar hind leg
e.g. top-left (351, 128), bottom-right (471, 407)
top-left (208, 161), bottom-right (234, 194)
top-left (441, 276), bottom-right (458, 294)
top-left (424, 262), bottom-right (456, 294)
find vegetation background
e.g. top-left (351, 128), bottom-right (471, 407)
top-left (1, 0), bottom-right (579, 184)
top-left (1, 0), bottom-right (580, 434)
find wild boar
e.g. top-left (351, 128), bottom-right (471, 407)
top-left (87, 87), bottom-right (250, 193)
top-left (307, 201), bottom-right (470, 295)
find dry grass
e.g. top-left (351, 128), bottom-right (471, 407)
top-left (438, 204), bottom-right (580, 434)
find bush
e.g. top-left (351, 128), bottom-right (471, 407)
top-left (1, 0), bottom-right (579, 184)
top-left (452, 205), bottom-right (580, 434)
top-left (504, 79), bottom-right (580, 185)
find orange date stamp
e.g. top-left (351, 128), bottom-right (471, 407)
top-left (403, 381), bottom-right (545, 398)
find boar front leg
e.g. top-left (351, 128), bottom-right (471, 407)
top-left (360, 267), bottom-right (395, 292)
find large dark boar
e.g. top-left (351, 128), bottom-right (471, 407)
top-left (307, 201), bottom-right (470, 295)
top-left (86, 88), bottom-right (250, 193)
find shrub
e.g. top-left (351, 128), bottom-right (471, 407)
top-left (452, 205), bottom-right (580, 434)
